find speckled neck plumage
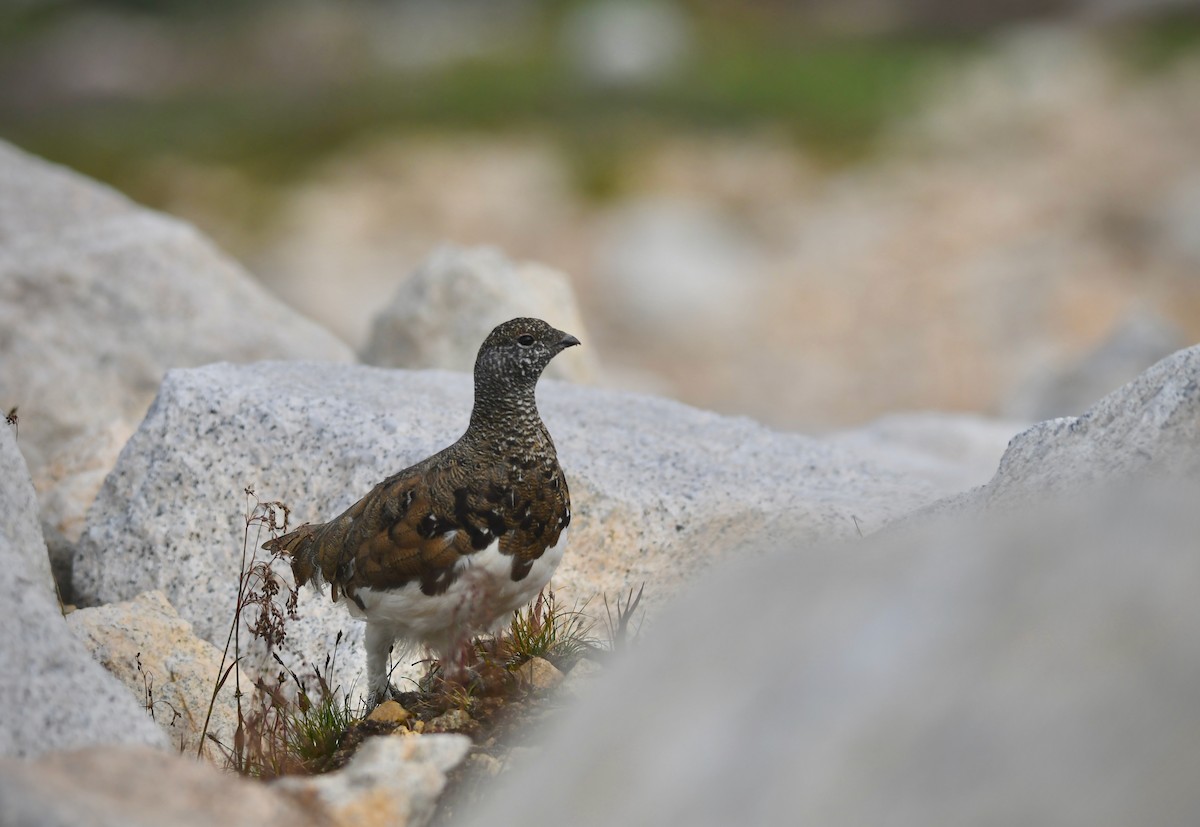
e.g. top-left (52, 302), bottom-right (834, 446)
top-left (466, 342), bottom-right (554, 455)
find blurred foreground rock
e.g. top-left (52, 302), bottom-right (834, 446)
top-left (361, 244), bottom-right (597, 383)
top-left (0, 732), bottom-right (468, 827)
top-left (0, 745), bottom-right (327, 827)
top-left (0, 139), bottom-right (355, 591)
top-left (467, 488), bottom-right (1200, 827)
top-left (0, 426), bottom-right (164, 759)
top-left (275, 734), bottom-right (470, 827)
top-left (72, 361), bottom-right (1013, 699)
top-left (461, 347), bottom-right (1200, 827)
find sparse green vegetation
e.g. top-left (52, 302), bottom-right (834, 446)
top-left (500, 587), bottom-right (599, 668)
top-left (282, 677), bottom-right (356, 774)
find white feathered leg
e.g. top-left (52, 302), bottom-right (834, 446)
top-left (365, 621), bottom-right (396, 707)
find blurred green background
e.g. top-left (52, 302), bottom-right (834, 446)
top-left (4, 1), bottom-right (1196, 195)
top-left (3, 0), bottom-right (1199, 428)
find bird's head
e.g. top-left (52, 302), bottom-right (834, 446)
top-left (475, 317), bottom-right (581, 389)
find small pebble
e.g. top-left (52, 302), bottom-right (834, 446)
top-left (366, 700), bottom-right (409, 725)
top-left (515, 657), bottom-right (564, 691)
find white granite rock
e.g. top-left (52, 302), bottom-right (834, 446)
top-left (73, 361), bottom-right (991, 699)
top-left (361, 244), bottom-right (598, 383)
top-left (0, 745), bottom-right (326, 827)
top-left (0, 140), bottom-right (354, 563)
top-left (275, 734), bottom-right (470, 827)
top-left (0, 426), bottom-right (165, 758)
top-left (66, 590), bottom-right (241, 761)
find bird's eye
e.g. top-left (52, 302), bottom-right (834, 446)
top-left (517, 334), bottom-right (535, 347)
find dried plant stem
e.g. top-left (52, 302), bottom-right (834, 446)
top-left (199, 488), bottom-right (293, 765)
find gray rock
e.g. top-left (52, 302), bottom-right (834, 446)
top-left (0, 745), bottom-right (326, 827)
top-left (514, 657), bottom-right (564, 691)
top-left (0, 426), bottom-right (165, 758)
top-left (66, 590), bottom-right (242, 761)
top-left (361, 244), bottom-right (598, 383)
top-left (0, 139), bottom-right (354, 561)
top-left (1004, 311), bottom-right (1186, 421)
top-left (73, 361), bottom-right (985, 700)
top-left (459, 487), bottom-right (1200, 827)
top-left (274, 734), bottom-right (470, 827)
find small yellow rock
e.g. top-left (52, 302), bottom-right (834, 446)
top-left (515, 657), bottom-right (564, 691)
top-left (366, 700), bottom-right (409, 725)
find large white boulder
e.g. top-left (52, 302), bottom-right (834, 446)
top-left (0, 426), bottom-right (165, 758)
top-left (463, 488), bottom-right (1200, 827)
top-left (73, 361), bottom-right (1007, 699)
top-left (0, 140), bottom-right (355, 570)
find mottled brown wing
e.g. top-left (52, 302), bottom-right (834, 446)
top-left (278, 454), bottom-right (515, 600)
top-left (307, 464), bottom-right (472, 599)
top-left (266, 449), bottom-right (571, 601)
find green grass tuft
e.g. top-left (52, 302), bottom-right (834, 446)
top-left (503, 587), bottom-right (598, 668)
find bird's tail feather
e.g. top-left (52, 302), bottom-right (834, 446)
top-left (262, 523), bottom-right (322, 588)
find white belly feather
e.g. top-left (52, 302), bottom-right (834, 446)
top-left (350, 530), bottom-right (567, 657)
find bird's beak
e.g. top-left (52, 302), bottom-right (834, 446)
top-left (558, 332), bottom-right (581, 349)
